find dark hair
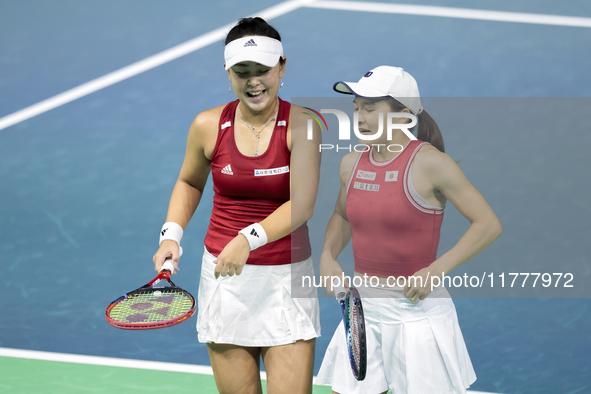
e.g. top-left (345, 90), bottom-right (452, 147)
top-left (386, 98), bottom-right (445, 153)
top-left (225, 17), bottom-right (285, 66)
top-left (225, 17), bottom-right (281, 44)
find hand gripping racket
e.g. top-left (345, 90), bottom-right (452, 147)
top-left (106, 260), bottom-right (196, 330)
top-left (336, 286), bottom-right (367, 381)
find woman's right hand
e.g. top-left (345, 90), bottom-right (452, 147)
top-left (319, 252), bottom-right (347, 296)
top-left (153, 240), bottom-right (181, 274)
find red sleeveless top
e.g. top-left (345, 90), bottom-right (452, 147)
top-left (346, 140), bottom-right (444, 277)
top-left (203, 98), bottom-right (311, 265)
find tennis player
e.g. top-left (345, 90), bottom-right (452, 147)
top-left (153, 17), bottom-right (321, 394)
top-left (316, 66), bottom-right (502, 393)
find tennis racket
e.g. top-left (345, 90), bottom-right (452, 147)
top-left (106, 260), bottom-right (196, 330)
top-left (336, 286), bottom-right (367, 381)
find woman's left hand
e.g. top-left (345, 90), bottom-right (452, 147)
top-left (214, 235), bottom-right (251, 278)
top-left (404, 267), bottom-right (438, 302)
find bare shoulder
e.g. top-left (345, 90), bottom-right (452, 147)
top-left (414, 144), bottom-right (468, 191)
top-left (289, 103), bottom-right (309, 120)
top-left (189, 104), bottom-right (226, 137)
top-left (288, 103), bottom-right (322, 149)
top-left (414, 144), bottom-right (458, 172)
top-left (187, 104), bottom-right (227, 158)
top-left (339, 151), bottom-right (361, 184)
top-left (289, 103), bottom-right (321, 134)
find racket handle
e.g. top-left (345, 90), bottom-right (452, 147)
top-left (334, 285), bottom-right (347, 301)
top-left (160, 259), bottom-right (175, 273)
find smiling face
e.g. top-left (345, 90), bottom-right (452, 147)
top-left (228, 59), bottom-right (285, 113)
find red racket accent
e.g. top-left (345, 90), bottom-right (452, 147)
top-left (106, 261), bottom-right (196, 330)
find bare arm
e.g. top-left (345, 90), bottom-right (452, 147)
top-left (153, 109), bottom-right (217, 272)
top-left (319, 152), bottom-right (359, 295)
top-left (259, 106), bottom-right (322, 241)
top-left (405, 146), bottom-right (503, 300)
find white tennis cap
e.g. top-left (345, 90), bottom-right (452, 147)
top-left (333, 66), bottom-right (422, 115)
top-left (224, 36), bottom-right (283, 70)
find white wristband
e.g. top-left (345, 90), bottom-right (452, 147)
top-left (160, 222), bottom-right (183, 245)
top-left (239, 223), bottom-right (268, 251)
top-left (160, 222), bottom-right (184, 257)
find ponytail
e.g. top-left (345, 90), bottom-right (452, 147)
top-left (385, 98), bottom-right (445, 153)
top-left (417, 110), bottom-right (444, 153)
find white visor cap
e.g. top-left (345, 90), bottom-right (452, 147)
top-left (333, 66), bottom-right (422, 115)
top-left (224, 36), bottom-right (283, 70)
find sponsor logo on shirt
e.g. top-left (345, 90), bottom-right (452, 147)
top-left (353, 181), bottom-right (380, 191)
top-left (221, 164), bottom-right (233, 175)
top-left (356, 170), bottom-right (376, 181)
top-left (385, 171), bottom-right (398, 182)
top-left (254, 166), bottom-right (290, 176)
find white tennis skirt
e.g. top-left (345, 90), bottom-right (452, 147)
top-left (196, 246), bottom-right (321, 347)
top-left (316, 285), bottom-right (476, 394)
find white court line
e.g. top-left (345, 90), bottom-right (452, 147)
top-left (0, 347), bottom-right (214, 375)
top-left (0, 347), bottom-right (499, 393)
top-left (0, 347), bottom-right (268, 381)
top-left (306, 1), bottom-right (591, 28)
top-left (0, 0), bottom-right (317, 132)
top-left (2, 1), bottom-right (589, 132)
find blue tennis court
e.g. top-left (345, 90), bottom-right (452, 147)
top-left (1, 1), bottom-right (590, 393)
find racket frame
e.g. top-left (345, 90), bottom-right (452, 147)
top-left (338, 287), bottom-right (367, 381)
top-left (106, 265), bottom-right (196, 330)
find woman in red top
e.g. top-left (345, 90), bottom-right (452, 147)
top-left (152, 18), bottom-right (321, 394)
top-left (317, 66), bottom-right (502, 393)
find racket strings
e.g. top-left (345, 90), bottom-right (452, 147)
top-left (108, 289), bottom-right (193, 324)
top-left (347, 298), bottom-right (362, 369)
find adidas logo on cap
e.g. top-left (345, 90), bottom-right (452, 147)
top-left (221, 164), bottom-right (234, 175)
top-left (243, 39), bottom-right (257, 47)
